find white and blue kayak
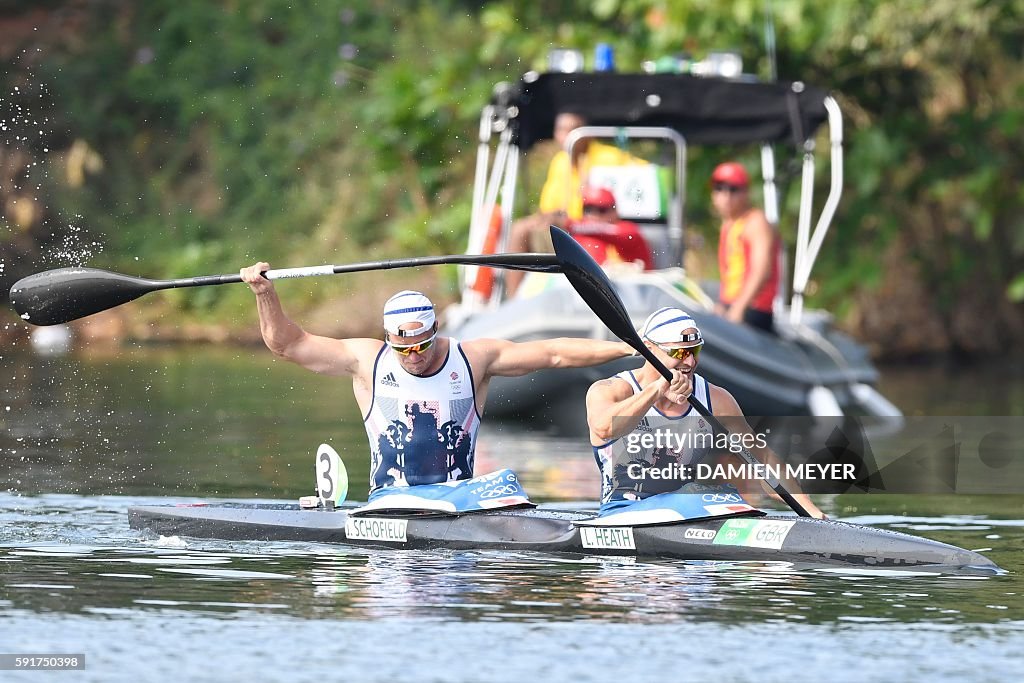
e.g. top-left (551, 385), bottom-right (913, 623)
top-left (128, 501), bottom-right (999, 573)
top-left (128, 446), bottom-right (999, 572)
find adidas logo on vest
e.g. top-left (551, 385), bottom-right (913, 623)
top-left (380, 371), bottom-right (399, 388)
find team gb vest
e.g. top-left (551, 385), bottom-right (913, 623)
top-left (593, 370), bottom-right (715, 511)
top-left (363, 340), bottom-right (480, 492)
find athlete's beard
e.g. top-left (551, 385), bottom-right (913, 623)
top-left (402, 352), bottom-right (432, 377)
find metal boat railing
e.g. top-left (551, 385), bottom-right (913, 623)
top-left (790, 95), bottom-right (844, 324)
top-left (563, 125), bottom-right (688, 268)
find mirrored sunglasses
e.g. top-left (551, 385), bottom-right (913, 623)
top-left (388, 333), bottom-right (437, 356)
top-left (653, 341), bottom-right (703, 361)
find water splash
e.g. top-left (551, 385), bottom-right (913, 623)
top-left (51, 216), bottom-right (105, 266)
top-left (2, 52), bottom-right (107, 269)
top-left (151, 535), bottom-right (189, 549)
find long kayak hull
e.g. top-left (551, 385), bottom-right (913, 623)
top-left (128, 503), bottom-right (999, 572)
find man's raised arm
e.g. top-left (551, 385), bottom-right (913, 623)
top-left (240, 262), bottom-right (368, 377)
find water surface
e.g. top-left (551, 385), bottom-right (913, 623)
top-left (2, 346), bottom-right (1022, 682)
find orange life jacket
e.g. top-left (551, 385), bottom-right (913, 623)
top-left (717, 212), bottom-right (780, 313)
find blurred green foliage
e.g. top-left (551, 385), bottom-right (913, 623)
top-left (2, 0), bottom-right (1022, 348)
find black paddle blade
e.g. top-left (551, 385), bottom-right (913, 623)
top-left (9, 268), bottom-right (164, 326)
top-left (548, 227), bottom-right (636, 341)
top-left (549, 226), bottom-right (673, 381)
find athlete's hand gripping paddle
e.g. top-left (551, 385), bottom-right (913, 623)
top-left (548, 225), bottom-right (812, 517)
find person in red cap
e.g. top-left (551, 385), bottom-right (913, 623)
top-left (711, 161), bottom-right (781, 332)
top-left (505, 185), bottom-right (654, 296)
top-left (570, 186), bottom-right (653, 266)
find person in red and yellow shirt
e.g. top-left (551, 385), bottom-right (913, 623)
top-left (507, 186), bottom-right (653, 296)
top-left (567, 186), bottom-right (653, 270)
top-left (504, 111), bottom-right (645, 296)
top-left (711, 162), bottom-right (781, 333)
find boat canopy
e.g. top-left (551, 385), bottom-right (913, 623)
top-left (507, 72), bottom-right (830, 150)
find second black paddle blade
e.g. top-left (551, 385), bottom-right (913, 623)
top-left (548, 226), bottom-right (640, 344)
top-left (550, 225), bottom-right (676, 382)
top-left (9, 267), bottom-right (160, 326)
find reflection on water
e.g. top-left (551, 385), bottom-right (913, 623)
top-left (877, 360), bottom-right (1024, 416)
top-left (2, 346), bottom-right (370, 498)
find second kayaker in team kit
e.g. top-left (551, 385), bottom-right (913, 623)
top-left (240, 261), bottom-right (634, 493)
top-left (586, 306), bottom-right (826, 518)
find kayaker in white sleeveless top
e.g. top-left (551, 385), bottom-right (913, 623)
top-left (586, 307), bottom-right (825, 518)
top-left (240, 263), bottom-right (635, 495)
top-left (592, 367), bottom-right (715, 511)
top-left (363, 326), bottom-right (480, 491)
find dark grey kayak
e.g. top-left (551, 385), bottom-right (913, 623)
top-left (128, 503), bottom-right (999, 573)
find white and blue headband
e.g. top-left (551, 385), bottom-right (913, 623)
top-left (383, 290), bottom-right (436, 337)
top-left (639, 307), bottom-right (703, 346)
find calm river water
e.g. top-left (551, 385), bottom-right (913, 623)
top-left (2, 344), bottom-right (1023, 682)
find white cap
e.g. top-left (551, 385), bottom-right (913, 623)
top-left (639, 307), bottom-right (703, 346)
top-left (383, 290), bottom-right (436, 337)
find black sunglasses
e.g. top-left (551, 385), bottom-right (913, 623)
top-left (712, 182), bottom-right (745, 194)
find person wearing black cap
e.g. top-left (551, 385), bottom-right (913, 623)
top-left (240, 264), bottom-right (635, 492)
top-left (586, 307), bottom-right (825, 517)
top-left (711, 161), bottom-right (781, 333)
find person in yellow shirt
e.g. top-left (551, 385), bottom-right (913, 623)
top-left (537, 111), bottom-right (641, 220)
top-left (505, 111), bottom-right (642, 295)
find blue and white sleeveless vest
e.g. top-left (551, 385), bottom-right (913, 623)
top-left (593, 371), bottom-right (715, 512)
top-left (364, 340), bottom-right (481, 492)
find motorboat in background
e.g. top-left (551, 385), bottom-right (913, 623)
top-left (444, 67), bottom-right (902, 428)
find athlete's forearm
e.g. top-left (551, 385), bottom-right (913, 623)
top-left (254, 290), bottom-right (305, 358)
top-left (546, 339), bottom-right (633, 368)
top-left (589, 381), bottom-right (661, 442)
